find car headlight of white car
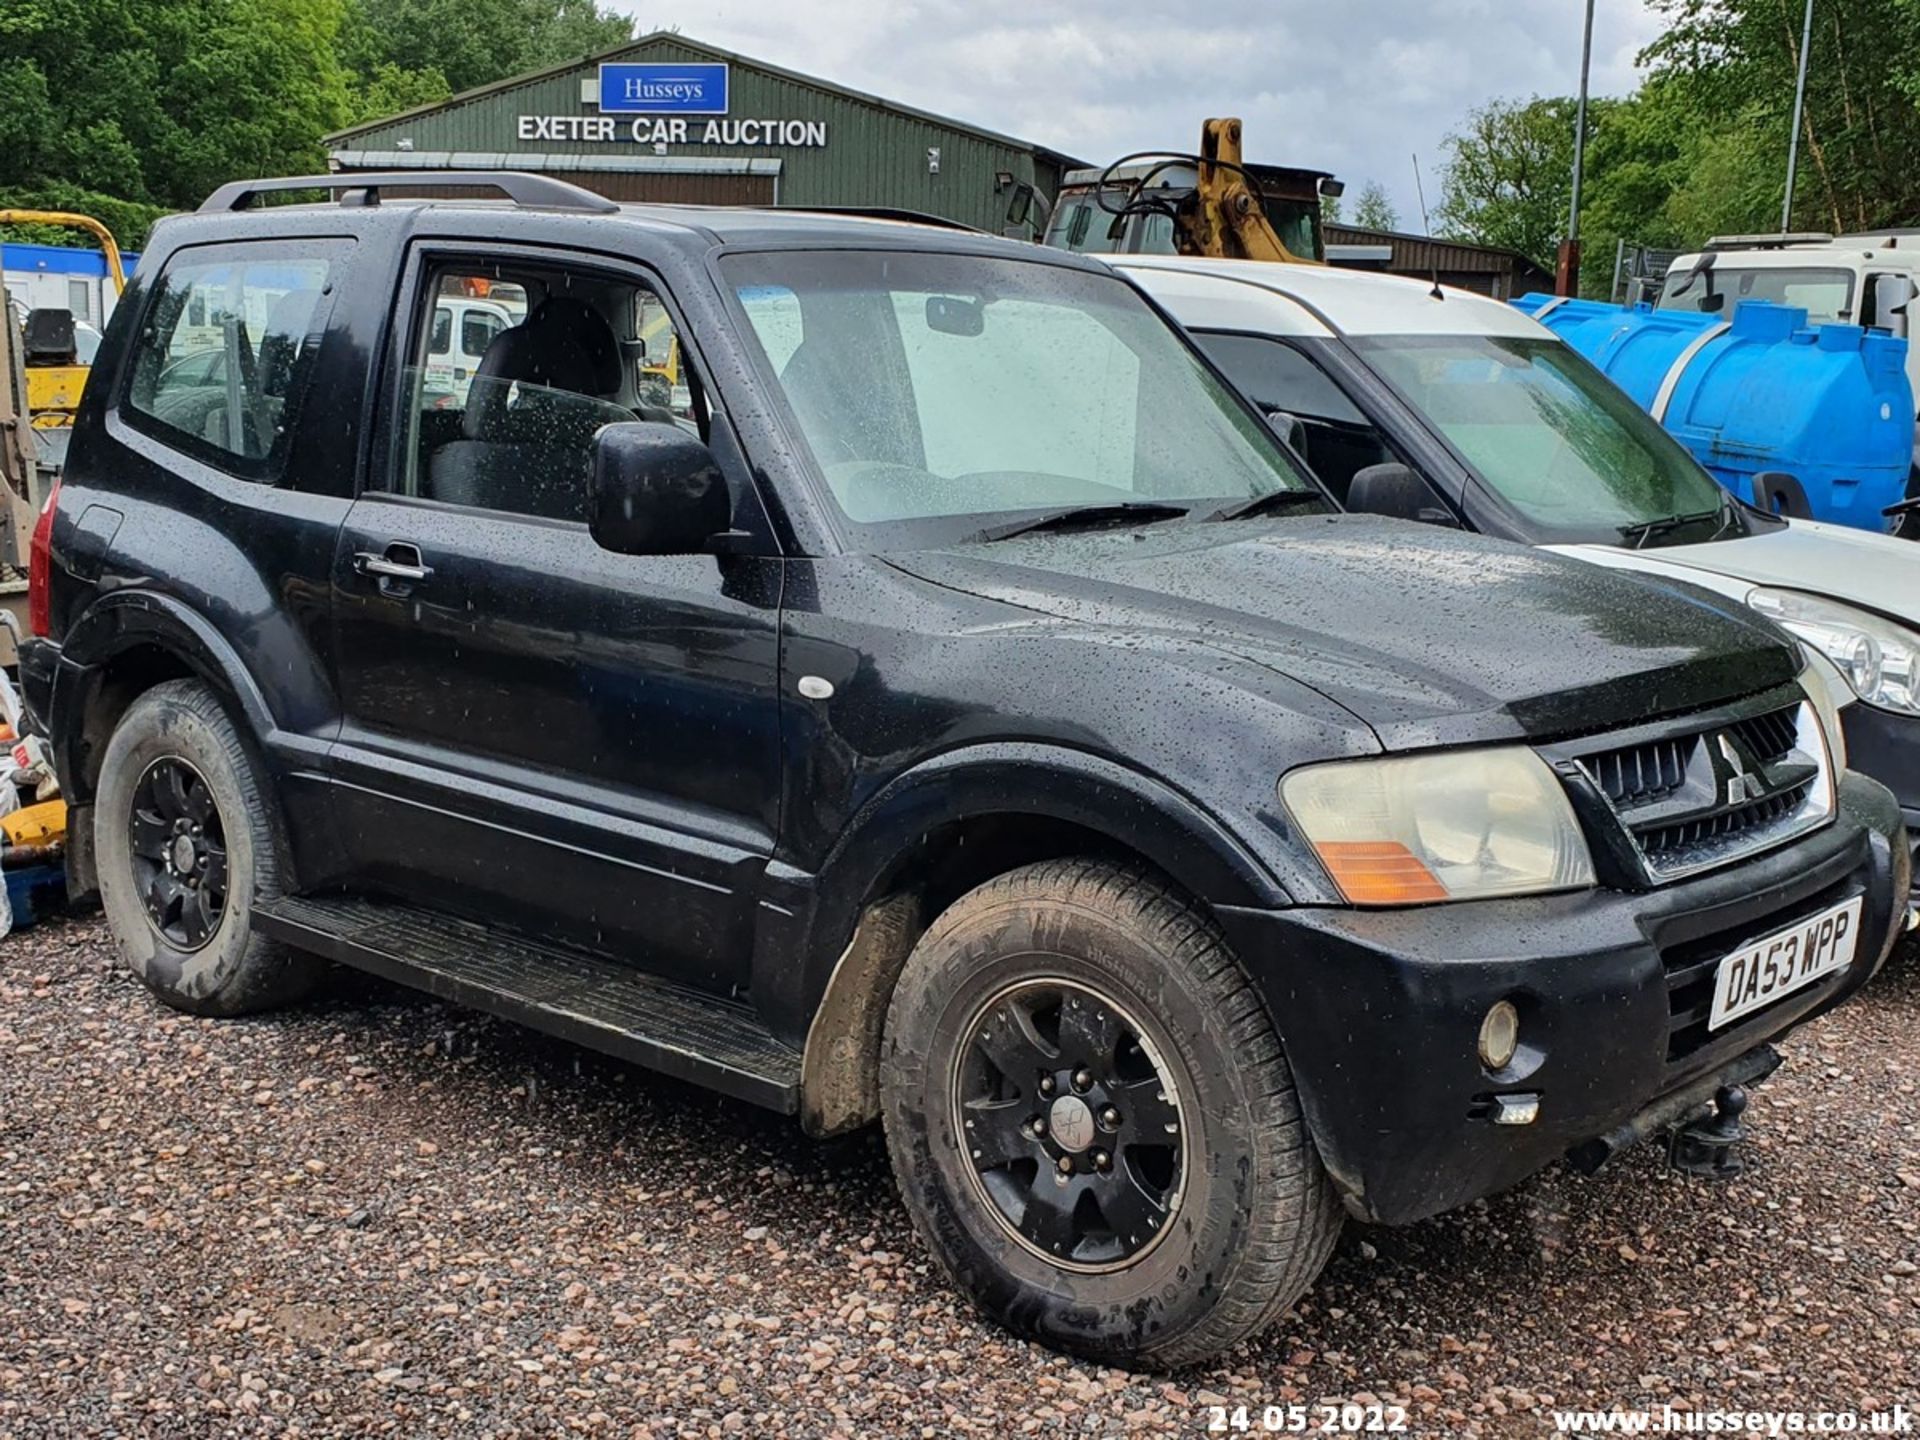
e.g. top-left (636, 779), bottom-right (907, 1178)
top-left (1748, 588), bottom-right (1920, 717)
top-left (1280, 748), bottom-right (1595, 906)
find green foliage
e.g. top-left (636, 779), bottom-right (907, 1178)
top-left (1432, 96), bottom-right (1587, 266)
top-left (0, 0), bottom-right (634, 249)
top-left (0, 185), bottom-right (168, 252)
top-left (1435, 0), bottom-right (1920, 295)
top-left (1351, 180), bottom-right (1401, 232)
top-left (341, 0), bottom-right (636, 98)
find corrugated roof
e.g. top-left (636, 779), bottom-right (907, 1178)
top-left (326, 30), bottom-right (1087, 168)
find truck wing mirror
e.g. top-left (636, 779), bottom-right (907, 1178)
top-left (1872, 275), bottom-right (1916, 332)
top-left (1004, 183), bottom-right (1035, 228)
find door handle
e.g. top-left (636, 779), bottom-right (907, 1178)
top-left (354, 546), bottom-right (433, 583)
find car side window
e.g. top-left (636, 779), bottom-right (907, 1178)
top-left (390, 260), bottom-right (706, 524)
top-left (125, 241), bottom-right (345, 482)
top-left (1193, 330), bottom-right (1399, 504)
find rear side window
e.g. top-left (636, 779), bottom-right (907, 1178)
top-left (125, 241), bottom-right (346, 482)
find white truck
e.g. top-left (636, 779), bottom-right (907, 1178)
top-left (1655, 232), bottom-right (1920, 524)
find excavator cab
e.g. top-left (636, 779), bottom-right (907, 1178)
top-left (1026, 118), bottom-right (1339, 265)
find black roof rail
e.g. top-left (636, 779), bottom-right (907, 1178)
top-left (198, 171), bottom-right (620, 216)
top-left (791, 206), bottom-right (982, 232)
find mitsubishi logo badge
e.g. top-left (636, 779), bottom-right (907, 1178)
top-left (1718, 733), bottom-right (1767, 806)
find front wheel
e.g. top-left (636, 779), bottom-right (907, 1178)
top-left (879, 860), bottom-right (1342, 1368)
top-left (95, 679), bottom-right (323, 1016)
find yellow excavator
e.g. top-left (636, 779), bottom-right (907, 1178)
top-left (1026, 118), bottom-right (1332, 265)
top-left (3, 208), bottom-right (128, 427)
top-left (1, 208), bottom-right (126, 663)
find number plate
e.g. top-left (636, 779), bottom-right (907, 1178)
top-left (1708, 895), bottom-right (1863, 1031)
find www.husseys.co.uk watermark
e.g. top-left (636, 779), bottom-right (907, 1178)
top-left (1551, 1405), bottom-right (1912, 1435)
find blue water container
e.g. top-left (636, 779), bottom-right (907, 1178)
top-left (1513, 294), bottom-right (1913, 534)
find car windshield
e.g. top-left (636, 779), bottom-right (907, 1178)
top-left (724, 250), bottom-right (1320, 549)
top-left (1657, 263), bottom-right (1855, 324)
top-left (1355, 334), bottom-right (1766, 547)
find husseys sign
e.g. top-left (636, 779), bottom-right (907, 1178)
top-left (515, 62), bottom-right (831, 149)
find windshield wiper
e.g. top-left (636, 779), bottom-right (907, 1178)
top-left (1205, 489), bottom-right (1328, 522)
top-left (974, 501), bottom-right (1191, 543)
top-left (1620, 505), bottom-right (1724, 549)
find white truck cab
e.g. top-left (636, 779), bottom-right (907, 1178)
top-left (1656, 233), bottom-right (1920, 416)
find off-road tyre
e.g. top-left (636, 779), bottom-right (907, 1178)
top-left (880, 859), bottom-right (1342, 1368)
top-left (95, 679), bottom-right (322, 1016)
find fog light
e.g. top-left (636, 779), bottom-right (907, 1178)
top-left (1478, 1000), bottom-right (1520, 1070)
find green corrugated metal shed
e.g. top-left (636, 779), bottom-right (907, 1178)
top-left (325, 33), bottom-right (1083, 231)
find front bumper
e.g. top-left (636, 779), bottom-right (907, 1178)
top-left (1841, 700), bottom-right (1920, 899)
top-left (1216, 771), bottom-right (1907, 1227)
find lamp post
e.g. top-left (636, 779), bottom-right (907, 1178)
top-left (1556, 0), bottom-right (1597, 296)
top-left (1782, 0), bottom-right (1815, 231)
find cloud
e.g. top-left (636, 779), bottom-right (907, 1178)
top-left (609, 0), bottom-right (1664, 225)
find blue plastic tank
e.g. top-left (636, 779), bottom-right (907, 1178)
top-left (1513, 294), bottom-right (1913, 534)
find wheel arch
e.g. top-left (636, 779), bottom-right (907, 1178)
top-left (56, 591), bottom-right (279, 808)
top-left (790, 743), bottom-right (1293, 1137)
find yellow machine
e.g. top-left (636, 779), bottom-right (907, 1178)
top-left (2, 209), bottom-right (128, 429)
top-left (1177, 118), bottom-right (1322, 265)
top-left (1028, 118), bottom-right (1328, 266)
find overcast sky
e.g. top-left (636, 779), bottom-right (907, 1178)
top-left (609, 0), bottom-right (1665, 229)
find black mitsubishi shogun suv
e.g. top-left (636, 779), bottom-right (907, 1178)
top-left (19, 173), bottom-right (1910, 1368)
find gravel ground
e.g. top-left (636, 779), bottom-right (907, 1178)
top-left (1, 915), bottom-right (1915, 1439)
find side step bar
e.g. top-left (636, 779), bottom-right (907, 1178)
top-left (254, 894), bottom-right (803, 1113)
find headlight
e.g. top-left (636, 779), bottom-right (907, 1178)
top-left (1280, 747), bottom-right (1595, 906)
top-left (1748, 588), bottom-right (1920, 716)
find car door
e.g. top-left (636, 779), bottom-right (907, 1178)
top-left (328, 241), bottom-right (783, 993)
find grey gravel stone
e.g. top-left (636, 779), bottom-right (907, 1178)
top-left (2, 915), bottom-right (1915, 1437)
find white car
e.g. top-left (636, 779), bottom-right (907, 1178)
top-left (1119, 253), bottom-right (1920, 889)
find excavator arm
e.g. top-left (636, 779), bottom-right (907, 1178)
top-left (1179, 118), bottom-right (1318, 265)
top-left (0, 210), bottom-right (127, 295)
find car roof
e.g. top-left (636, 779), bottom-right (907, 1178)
top-left (177, 194), bottom-right (1102, 266)
top-left (1113, 253), bottom-right (1553, 340)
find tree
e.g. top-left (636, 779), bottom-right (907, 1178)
top-left (1351, 180), bottom-right (1400, 232)
top-left (0, 0), bottom-right (637, 249)
top-left (1646, 0), bottom-right (1920, 234)
top-left (0, 0), bottom-right (354, 245)
top-left (341, 0), bottom-right (636, 99)
top-left (1432, 96), bottom-right (1588, 267)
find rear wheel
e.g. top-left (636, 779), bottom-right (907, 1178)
top-left (95, 679), bottom-right (322, 1016)
top-left (880, 859), bottom-right (1342, 1368)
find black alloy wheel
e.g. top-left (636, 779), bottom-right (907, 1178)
top-left (951, 977), bottom-right (1186, 1272)
top-left (127, 756), bottom-right (228, 950)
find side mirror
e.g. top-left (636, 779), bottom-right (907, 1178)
top-left (1346, 461), bottom-right (1456, 526)
top-left (1872, 275), bottom-right (1916, 332)
top-left (1004, 183), bottom-right (1035, 227)
top-left (589, 422), bottom-right (732, 555)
